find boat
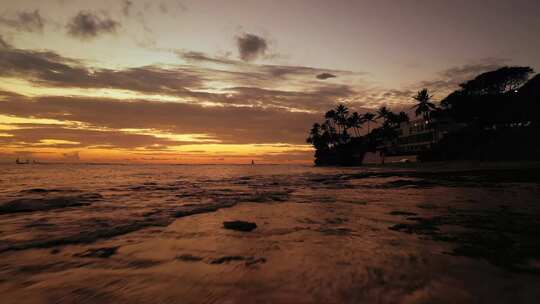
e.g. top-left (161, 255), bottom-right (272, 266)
top-left (251, 160), bottom-right (255, 165)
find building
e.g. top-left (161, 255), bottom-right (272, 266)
top-left (363, 116), bottom-right (465, 164)
top-left (387, 117), bottom-right (464, 157)
top-left (394, 119), bottom-right (440, 154)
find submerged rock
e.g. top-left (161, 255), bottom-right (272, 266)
top-left (210, 255), bottom-right (266, 266)
top-left (223, 220), bottom-right (257, 232)
top-left (389, 211), bottom-right (418, 216)
top-left (174, 202), bottom-right (236, 218)
top-left (74, 246), bottom-right (118, 258)
top-left (176, 254), bottom-right (203, 262)
top-left (245, 257), bottom-right (266, 267)
top-left (210, 256), bottom-right (247, 264)
top-left (0, 193), bottom-right (103, 214)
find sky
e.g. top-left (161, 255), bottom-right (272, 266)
top-left (0, 0), bottom-right (539, 164)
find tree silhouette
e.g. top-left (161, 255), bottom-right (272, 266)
top-left (363, 112), bottom-right (376, 133)
top-left (412, 89), bottom-right (437, 121)
top-left (459, 66), bottom-right (534, 96)
top-left (376, 106), bottom-right (390, 120)
top-left (347, 112), bottom-right (363, 137)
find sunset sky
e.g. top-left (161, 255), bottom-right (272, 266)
top-left (1, 0), bottom-right (539, 163)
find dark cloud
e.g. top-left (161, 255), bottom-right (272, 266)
top-left (0, 125), bottom-right (189, 150)
top-left (0, 10), bottom-right (45, 33)
top-left (176, 50), bottom-right (349, 80)
top-left (177, 50), bottom-right (237, 65)
top-left (0, 93), bottom-right (320, 146)
top-left (0, 43), bottom-right (365, 112)
top-left (316, 73), bottom-right (337, 80)
top-left (66, 11), bottom-right (120, 40)
top-left (159, 2), bottom-right (170, 14)
top-left (0, 35), bottom-right (9, 48)
top-left (122, 0), bottom-right (134, 17)
top-left (0, 44), bottom-right (204, 95)
top-left (236, 33), bottom-right (268, 62)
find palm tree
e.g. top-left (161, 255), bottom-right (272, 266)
top-left (324, 109), bottom-right (337, 132)
top-left (363, 112), bottom-right (376, 133)
top-left (306, 123), bottom-right (321, 145)
top-left (376, 106), bottom-right (390, 120)
top-left (335, 104), bottom-right (349, 133)
top-left (412, 89), bottom-right (436, 122)
top-left (397, 111), bottom-right (410, 124)
top-left (347, 112), bottom-right (363, 137)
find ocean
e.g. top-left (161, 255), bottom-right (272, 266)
top-left (1, 163), bottom-right (540, 303)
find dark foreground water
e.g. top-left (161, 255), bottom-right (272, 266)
top-left (1, 163), bottom-right (540, 303)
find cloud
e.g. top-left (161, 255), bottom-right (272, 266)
top-left (236, 33), bottom-right (268, 62)
top-left (0, 44), bottom-right (204, 95)
top-left (0, 43), bottom-right (367, 112)
top-left (66, 11), bottom-right (120, 40)
top-left (0, 9), bottom-right (45, 33)
top-left (0, 35), bottom-right (9, 48)
top-left (316, 73), bottom-right (337, 80)
top-left (417, 58), bottom-right (509, 99)
top-left (122, 0), bottom-right (134, 17)
top-left (0, 92), bottom-right (322, 146)
top-left (176, 50), bottom-right (237, 65)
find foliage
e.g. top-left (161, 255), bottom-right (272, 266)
top-left (307, 104), bottom-right (409, 166)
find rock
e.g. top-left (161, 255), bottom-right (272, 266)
top-left (245, 257), bottom-right (266, 266)
top-left (389, 211), bottom-right (418, 216)
top-left (210, 256), bottom-right (247, 264)
top-left (0, 193), bottom-right (103, 214)
top-left (209, 255), bottom-right (266, 266)
top-left (175, 202), bottom-right (236, 218)
top-left (74, 247), bottom-right (118, 258)
top-left (176, 254), bottom-right (203, 262)
top-left (317, 227), bottom-right (352, 236)
top-left (223, 221), bottom-right (257, 232)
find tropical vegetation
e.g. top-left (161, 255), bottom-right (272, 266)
top-left (307, 65), bottom-right (540, 165)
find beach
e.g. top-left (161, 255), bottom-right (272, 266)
top-left (1, 163), bottom-right (540, 303)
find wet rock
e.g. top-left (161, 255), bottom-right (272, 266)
top-left (210, 255), bottom-right (265, 266)
top-left (377, 179), bottom-right (437, 189)
top-left (74, 247), bottom-right (118, 258)
top-left (210, 256), bottom-right (247, 264)
top-left (21, 188), bottom-right (49, 193)
top-left (416, 203), bottom-right (438, 210)
top-left (223, 220), bottom-right (257, 232)
top-left (317, 227), bottom-right (352, 236)
top-left (388, 219), bottom-right (439, 234)
top-left (245, 257), bottom-right (266, 267)
top-left (389, 211), bottom-right (418, 216)
top-left (389, 208), bottom-right (540, 273)
top-left (0, 193), bottom-right (103, 214)
top-left (0, 219), bottom-right (172, 253)
top-left (176, 254), bottom-right (203, 262)
top-left (325, 217), bottom-right (348, 224)
top-left (19, 188), bottom-right (81, 194)
top-left (127, 259), bottom-right (162, 268)
top-left (174, 202), bottom-right (236, 218)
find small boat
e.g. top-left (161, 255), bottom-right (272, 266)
top-left (251, 160), bottom-right (255, 165)
top-left (15, 158), bottom-right (30, 165)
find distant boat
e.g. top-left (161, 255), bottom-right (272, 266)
top-left (251, 160), bottom-right (255, 165)
top-left (15, 158), bottom-right (30, 165)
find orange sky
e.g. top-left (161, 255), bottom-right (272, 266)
top-left (1, 0), bottom-right (539, 163)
